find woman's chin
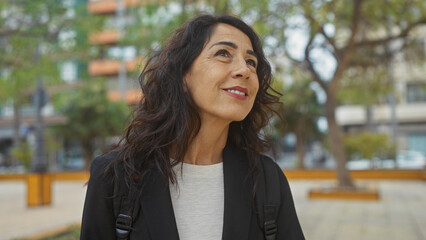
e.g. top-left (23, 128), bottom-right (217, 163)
top-left (228, 113), bottom-right (250, 122)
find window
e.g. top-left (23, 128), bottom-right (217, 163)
top-left (408, 134), bottom-right (426, 157)
top-left (59, 61), bottom-right (87, 82)
top-left (406, 83), bottom-right (426, 103)
top-left (60, 61), bottom-right (78, 83)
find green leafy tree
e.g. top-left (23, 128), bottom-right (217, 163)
top-left (344, 132), bottom-right (396, 165)
top-left (115, 1), bottom-right (198, 60)
top-left (338, 65), bottom-right (393, 130)
top-left (0, 0), bottom-right (104, 166)
top-left (11, 142), bottom-right (32, 170)
top-left (0, 0), bottom-right (65, 164)
top-left (274, 72), bottom-right (324, 169)
top-left (54, 81), bottom-right (130, 169)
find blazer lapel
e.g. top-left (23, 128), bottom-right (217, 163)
top-left (140, 170), bottom-right (180, 240)
top-left (222, 144), bottom-right (253, 240)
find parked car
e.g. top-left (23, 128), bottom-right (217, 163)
top-left (346, 150), bottom-right (426, 170)
top-left (381, 151), bottom-right (426, 169)
top-left (346, 158), bottom-right (375, 170)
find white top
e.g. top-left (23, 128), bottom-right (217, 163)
top-left (169, 162), bottom-right (224, 240)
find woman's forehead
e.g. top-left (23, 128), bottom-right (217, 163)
top-left (206, 23), bottom-right (253, 50)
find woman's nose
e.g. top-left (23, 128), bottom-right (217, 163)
top-left (231, 59), bottom-right (251, 79)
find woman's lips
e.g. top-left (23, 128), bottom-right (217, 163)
top-left (223, 86), bottom-right (248, 100)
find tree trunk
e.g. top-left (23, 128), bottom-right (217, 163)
top-left (295, 123), bottom-right (306, 169)
top-left (31, 78), bottom-right (47, 173)
top-left (100, 137), bottom-right (107, 153)
top-left (325, 94), bottom-right (355, 188)
top-left (295, 140), bottom-right (305, 169)
top-left (82, 140), bottom-right (94, 170)
top-left (11, 101), bottom-right (21, 166)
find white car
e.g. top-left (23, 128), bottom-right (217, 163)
top-left (381, 151), bottom-right (426, 169)
top-left (347, 151), bottom-right (426, 170)
top-left (346, 158), bottom-right (375, 170)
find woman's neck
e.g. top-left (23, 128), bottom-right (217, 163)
top-left (183, 118), bottom-right (229, 165)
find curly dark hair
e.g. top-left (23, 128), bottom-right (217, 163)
top-left (109, 14), bottom-right (280, 186)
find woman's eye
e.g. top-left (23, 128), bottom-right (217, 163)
top-left (247, 59), bottom-right (257, 68)
top-left (215, 49), bottom-right (230, 57)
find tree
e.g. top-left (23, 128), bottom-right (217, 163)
top-left (54, 81), bottom-right (130, 169)
top-left (338, 65), bottom-right (392, 131)
top-left (0, 0), bottom-right (103, 167)
top-left (274, 73), bottom-right (323, 169)
top-left (10, 142), bottom-right (32, 170)
top-left (0, 0), bottom-right (66, 165)
top-left (228, 0), bottom-right (426, 188)
top-left (344, 132), bottom-right (396, 165)
top-left (287, 0), bottom-right (424, 187)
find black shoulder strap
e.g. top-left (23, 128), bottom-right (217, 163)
top-left (113, 178), bottom-right (140, 240)
top-left (256, 157), bottom-right (281, 240)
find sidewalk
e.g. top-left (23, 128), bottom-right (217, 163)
top-left (0, 181), bottom-right (87, 240)
top-left (0, 179), bottom-right (425, 240)
top-left (291, 180), bottom-right (426, 240)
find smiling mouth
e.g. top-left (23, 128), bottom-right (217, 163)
top-left (224, 89), bottom-right (247, 96)
top-left (223, 86), bottom-right (248, 96)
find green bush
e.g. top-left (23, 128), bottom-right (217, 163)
top-left (344, 132), bottom-right (396, 160)
top-left (11, 142), bottom-right (32, 170)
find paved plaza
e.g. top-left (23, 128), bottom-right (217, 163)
top-left (0, 179), bottom-right (425, 240)
top-left (291, 180), bottom-right (426, 240)
top-left (0, 181), bottom-right (87, 240)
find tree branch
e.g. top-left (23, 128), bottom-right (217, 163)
top-left (354, 18), bottom-right (426, 48)
top-left (304, 35), bottom-right (328, 91)
top-left (319, 25), bottom-right (338, 58)
top-left (348, 41), bottom-right (410, 68)
top-left (331, 0), bottom-right (363, 93)
top-left (297, 4), bottom-right (330, 91)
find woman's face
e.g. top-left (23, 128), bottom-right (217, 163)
top-left (184, 23), bottom-right (259, 124)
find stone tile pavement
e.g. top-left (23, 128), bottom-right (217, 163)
top-left (0, 179), bottom-right (425, 240)
top-left (290, 180), bottom-right (426, 240)
top-left (0, 181), bottom-right (87, 240)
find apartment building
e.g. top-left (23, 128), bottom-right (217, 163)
top-left (87, 0), bottom-right (150, 105)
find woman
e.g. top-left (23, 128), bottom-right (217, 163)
top-left (81, 14), bottom-right (304, 240)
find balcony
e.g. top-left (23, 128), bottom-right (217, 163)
top-left (89, 30), bottom-right (120, 45)
top-left (336, 102), bottom-right (426, 126)
top-left (108, 89), bottom-right (141, 104)
top-left (88, 58), bottom-right (143, 76)
top-left (88, 0), bottom-right (137, 14)
top-left (87, 0), bottom-right (166, 14)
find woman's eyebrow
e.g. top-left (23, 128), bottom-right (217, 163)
top-left (210, 41), bottom-right (257, 59)
top-left (247, 50), bottom-right (258, 60)
top-left (209, 41), bottom-right (238, 49)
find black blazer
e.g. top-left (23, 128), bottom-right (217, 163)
top-left (80, 145), bottom-right (305, 240)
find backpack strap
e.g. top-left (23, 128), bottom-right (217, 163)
top-left (256, 157), bottom-right (281, 240)
top-left (113, 177), bottom-right (140, 240)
